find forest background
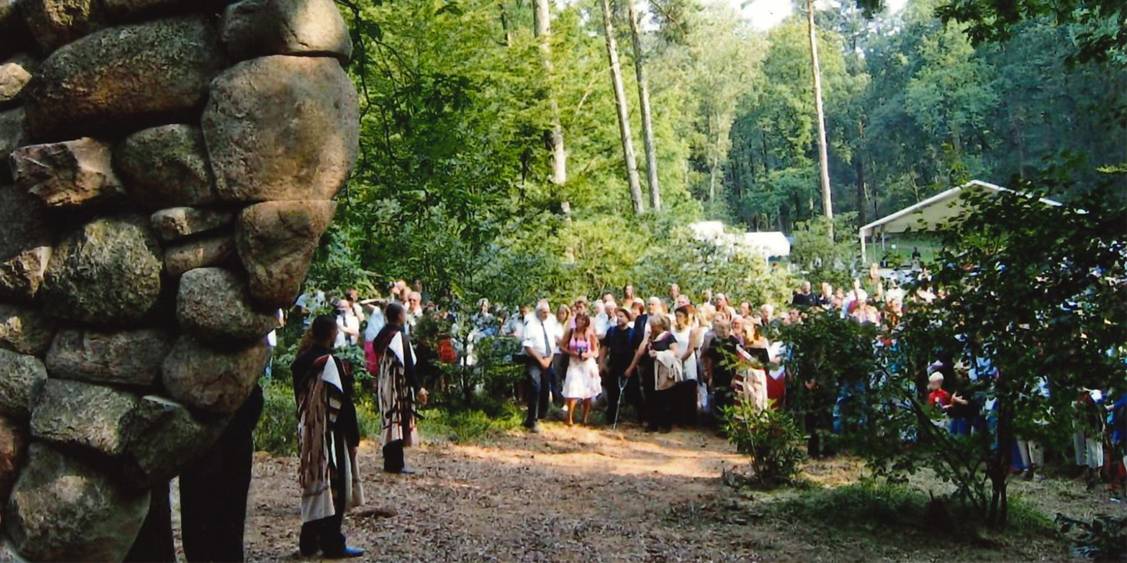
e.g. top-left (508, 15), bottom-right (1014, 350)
top-left (315, 0), bottom-right (1126, 306)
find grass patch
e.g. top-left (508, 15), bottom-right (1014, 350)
top-left (761, 481), bottom-right (1058, 558)
top-left (418, 403), bottom-right (524, 444)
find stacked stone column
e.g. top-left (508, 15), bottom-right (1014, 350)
top-left (0, 0), bottom-right (359, 559)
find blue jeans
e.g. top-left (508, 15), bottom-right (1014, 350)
top-left (949, 417), bottom-right (972, 436)
top-left (833, 381), bottom-right (866, 434)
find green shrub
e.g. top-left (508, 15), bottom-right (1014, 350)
top-left (418, 403), bottom-right (524, 443)
top-left (723, 400), bottom-right (807, 487)
top-left (255, 379), bottom-right (298, 456)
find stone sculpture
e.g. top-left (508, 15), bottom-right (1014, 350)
top-left (0, 0), bottom-right (358, 558)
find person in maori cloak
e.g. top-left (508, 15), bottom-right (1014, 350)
top-left (292, 316), bottom-right (366, 559)
top-left (372, 302), bottom-right (428, 474)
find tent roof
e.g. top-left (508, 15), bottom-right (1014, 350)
top-left (688, 221), bottom-right (791, 257)
top-left (859, 180), bottom-right (1061, 236)
top-left (740, 231), bottom-right (791, 257)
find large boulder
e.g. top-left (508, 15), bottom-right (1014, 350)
top-left (103, 0), bottom-right (232, 19)
top-left (0, 304), bottom-right (55, 355)
top-left (162, 335), bottom-right (266, 414)
top-left (221, 0), bottom-right (352, 62)
top-left (164, 235), bottom-right (235, 277)
top-left (0, 183), bottom-right (51, 301)
top-left (0, 107), bottom-right (28, 182)
top-left (114, 124), bottom-right (217, 209)
top-left (0, 415), bottom-right (27, 503)
top-left (236, 200), bottom-right (335, 308)
top-left (0, 53), bottom-right (36, 108)
top-left (150, 206), bottom-right (233, 241)
top-left (10, 137), bottom-right (125, 208)
top-left (177, 267), bottom-right (276, 343)
top-left (6, 443), bottom-right (150, 562)
top-left (125, 395), bottom-right (225, 484)
top-left (40, 215), bottom-right (163, 325)
top-left (30, 379), bottom-right (222, 484)
top-left (30, 378), bottom-right (139, 457)
top-left (45, 328), bottom-right (172, 387)
top-left (20, 0), bottom-right (103, 52)
top-left (0, 348), bottom-right (47, 419)
top-left (23, 15), bottom-right (227, 139)
top-left (202, 55), bottom-right (358, 203)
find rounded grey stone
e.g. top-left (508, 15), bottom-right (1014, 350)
top-left (41, 214), bottom-right (163, 325)
top-left (176, 267), bottom-right (276, 343)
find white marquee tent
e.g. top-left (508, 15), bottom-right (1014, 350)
top-left (858, 180), bottom-right (1061, 263)
top-left (689, 221), bottom-right (791, 259)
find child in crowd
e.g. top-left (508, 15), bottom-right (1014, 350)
top-left (926, 372), bottom-right (951, 411)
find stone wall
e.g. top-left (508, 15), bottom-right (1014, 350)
top-left (0, 0), bottom-right (359, 559)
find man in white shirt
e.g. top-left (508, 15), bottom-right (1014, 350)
top-left (522, 300), bottom-right (557, 432)
top-left (501, 305), bottom-right (528, 341)
top-left (593, 301), bottom-right (610, 340)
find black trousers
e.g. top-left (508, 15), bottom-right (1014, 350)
top-left (383, 440), bottom-right (405, 473)
top-left (128, 388), bottom-right (262, 562)
top-left (525, 364), bottom-right (554, 425)
top-left (671, 380), bottom-right (698, 427)
top-left (181, 387), bottom-right (263, 562)
top-left (641, 366), bottom-right (657, 426)
top-left (124, 482), bottom-right (175, 562)
top-left (650, 388), bottom-right (674, 430)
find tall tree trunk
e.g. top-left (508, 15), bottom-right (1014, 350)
top-left (708, 155), bottom-right (719, 203)
top-left (533, 0), bottom-right (567, 194)
top-left (855, 157), bottom-right (866, 227)
top-left (600, 0), bottom-right (644, 214)
top-left (855, 118), bottom-right (866, 227)
top-left (499, 1), bottom-right (512, 47)
top-left (625, 0), bottom-right (660, 211)
top-left (806, 0), bottom-right (833, 240)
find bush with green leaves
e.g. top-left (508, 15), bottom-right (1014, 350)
top-left (852, 177), bottom-right (1127, 528)
top-left (722, 400), bottom-right (807, 487)
top-left (781, 307), bottom-right (879, 441)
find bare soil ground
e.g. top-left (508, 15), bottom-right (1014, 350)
top-left (237, 422), bottom-right (1124, 562)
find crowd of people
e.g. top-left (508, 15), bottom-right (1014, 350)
top-left (285, 268), bottom-right (1125, 558)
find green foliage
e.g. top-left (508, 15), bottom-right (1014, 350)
top-left (1057, 514), bottom-right (1127, 560)
top-left (935, 0), bottom-right (1127, 65)
top-left (772, 481), bottom-right (1054, 538)
top-left (417, 403), bottom-right (525, 443)
top-left (255, 379), bottom-right (299, 456)
top-left (723, 401), bottom-right (807, 487)
top-left (789, 215), bottom-right (860, 287)
top-left (782, 307), bottom-right (878, 416)
top-left (853, 171), bottom-right (1127, 527)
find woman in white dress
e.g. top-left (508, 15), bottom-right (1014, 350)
top-left (673, 305), bottom-right (702, 381)
top-left (673, 305), bottom-right (704, 423)
top-left (561, 312), bottom-right (601, 426)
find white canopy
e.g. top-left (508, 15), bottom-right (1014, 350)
top-left (859, 180), bottom-right (1061, 263)
top-left (740, 231), bottom-right (791, 258)
top-left (689, 221), bottom-right (791, 259)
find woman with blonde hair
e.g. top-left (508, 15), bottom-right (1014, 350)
top-left (645, 313), bottom-right (681, 432)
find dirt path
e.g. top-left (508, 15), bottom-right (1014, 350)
top-left (243, 423), bottom-right (753, 561)
top-left (238, 422), bottom-right (1124, 561)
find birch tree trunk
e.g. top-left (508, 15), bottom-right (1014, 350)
top-left (625, 0), bottom-right (660, 211)
top-left (600, 0), bottom-right (644, 214)
top-left (533, 0), bottom-right (568, 191)
top-left (807, 0), bottom-right (833, 240)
